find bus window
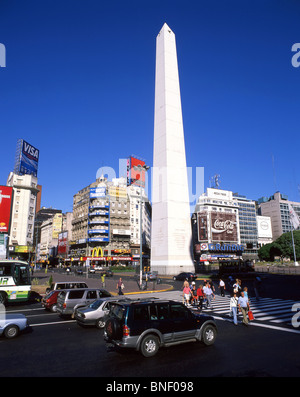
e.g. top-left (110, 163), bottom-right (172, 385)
top-left (13, 264), bottom-right (31, 286)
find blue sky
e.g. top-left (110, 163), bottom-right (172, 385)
top-left (0, 0), bottom-right (300, 213)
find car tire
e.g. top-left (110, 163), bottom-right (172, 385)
top-left (96, 318), bottom-right (105, 329)
top-left (4, 325), bottom-right (19, 339)
top-left (50, 304), bottom-right (57, 313)
top-left (173, 276), bottom-right (176, 281)
top-left (140, 334), bottom-right (160, 358)
top-left (105, 318), bottom-right (122, 340)
top-left (201, 324), bottom-right (217, 346)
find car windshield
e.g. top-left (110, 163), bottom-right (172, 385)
top-left (89, 300), bottom-right (103, 309)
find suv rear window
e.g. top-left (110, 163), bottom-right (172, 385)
top-left (110, 304), bottom-right (126, 320)
top-left (68, 290), bottom-right (85, 299)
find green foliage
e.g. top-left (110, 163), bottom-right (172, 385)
top-left (258, 230), bottom-right (300, 261)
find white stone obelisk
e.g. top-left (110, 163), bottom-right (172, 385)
top-left (151, 23), bottom-right (194, 275)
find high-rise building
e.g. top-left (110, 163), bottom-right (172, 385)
top-left (70, 175), bottom-right (151, 266)
top-left (258, 192), bottom-right (300, 240)
top-left (6, 172), bottom-right (39, 255)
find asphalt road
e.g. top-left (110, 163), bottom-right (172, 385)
top-left (0, 272), bottom-right (299, 381)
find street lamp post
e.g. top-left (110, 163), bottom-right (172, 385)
top-left (139, 165), bottom-right (150, 288)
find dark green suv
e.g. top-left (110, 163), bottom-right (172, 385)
top-left (104, 299), bottom-right (217, 357)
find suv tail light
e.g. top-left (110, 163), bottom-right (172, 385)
top-left (123, 325), bottom-right (130, 337)
top-left (63, 303), bottom-right (66, 309)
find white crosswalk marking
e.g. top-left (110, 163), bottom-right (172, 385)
top-left (127, 290), bottom-right (298, 326)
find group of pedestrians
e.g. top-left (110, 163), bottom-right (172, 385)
top-left (182, 277), bottom-right (253, 327)
top-left (182, 279), bottom-right (215, 310)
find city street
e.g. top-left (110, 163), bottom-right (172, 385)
top-left (0, 274), bottom-right (299, 380)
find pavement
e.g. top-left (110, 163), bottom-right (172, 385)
top-left (31, 269), bottom-right (174, 296)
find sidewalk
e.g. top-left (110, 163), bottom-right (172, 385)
top-left (31, 269), bottom-right (173, 296)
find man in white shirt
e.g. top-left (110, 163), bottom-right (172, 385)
top-left (238, 291), bottom-right (250, 326)
top-left (219, 279), bottom-right (225, 297)
top-left (203, 282), bottom-right (214, 309)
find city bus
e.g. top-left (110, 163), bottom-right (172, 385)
top-left (0, 260), bottom-right (31, 305)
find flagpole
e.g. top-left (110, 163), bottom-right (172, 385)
top-left (289, 204), bottom-right (299, 266)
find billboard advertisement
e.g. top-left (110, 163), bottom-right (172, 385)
top-left (210, 211), bottom-right (238, 243)
top-left (0, 186), bottom-right (13, 233)
top-left (257, 216), bottom-right (272, 239)
top-left (52, 213), bottom-right (62, 238)
top-left (15, 139), bottom-right (39, 177)
top-left (197, 212), bottom-right (208, 242)
top-left (58, 231), bottom-right (68, 254)
top-left (127, 156), bottom-right (146, 187)
top-left (90, 187), bottom-right (106, 198)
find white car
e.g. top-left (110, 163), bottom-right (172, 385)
top-left (74, 297), bottom-right (131, 329)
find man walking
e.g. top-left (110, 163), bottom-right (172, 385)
top-left (238, 291), bottom-right (250, 326)
top-left (203, 281), bottom-right (214, 310)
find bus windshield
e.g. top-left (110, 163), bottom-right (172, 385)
top-left (0, 262), bottom-right (31, 286)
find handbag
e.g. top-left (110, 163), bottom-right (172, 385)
top-left (248, 310), bottom-right (254, 321)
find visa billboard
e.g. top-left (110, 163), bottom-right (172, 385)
top-left (16, 139), bottom-right (39, 177)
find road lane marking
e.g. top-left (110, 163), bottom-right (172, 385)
top-left (30, 320), bottom-right (76, 327)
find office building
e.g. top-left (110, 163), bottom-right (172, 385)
top-left (258, 192), bottom-right (300, 240)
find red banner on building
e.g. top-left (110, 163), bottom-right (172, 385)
top-left (0, 186), bottom-right (13, 233)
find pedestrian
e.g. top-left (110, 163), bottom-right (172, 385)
top-left (182, 283), bottom-right (192, 306)
top-left (101, 272), bottom-right (106, 288)
top-left (191, 283), bottom-right (198, 306)
top-left (203, 281), bottom-right (214, 309)
top-left (243, 286), bottom-right (249, 299)
top-left (230, 292), bottom-right (238, 325)
top-left (116, 278), bottom-right (124, 295)
top-left (233, 279), bottom-right (241, 296)
top-left (196, 284), bottom-right (205, 310)
top-left (238, 291), bottom-right (250, 326)
top-left (219, 278), bottom-right (226, 297)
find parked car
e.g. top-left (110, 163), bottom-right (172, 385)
top-left (45, 281), bottom-right (88, 294)
top-left (104, 298), bottom-right (217, 357)
top-left (75, 268), bottom-right (84, 275)
top-left (89, 267), bottom-right (96, 274)
top-left (0, 313), bottom-right (31, 339)
top-left (74, 297), bottom-right (131, 329)
top-left (41, 290), bottom-right (61, 312)
top-left (100, 269), bottom-right (114, 277)
top-left (56, 288), bottom-right (111, 317)
top-left (173, 272), bottom-right (197, 281)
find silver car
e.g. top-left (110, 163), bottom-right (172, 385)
top-left (74, 297), bottom-right (131, 329)
top-left (0, 313), bottom-right (31, 338)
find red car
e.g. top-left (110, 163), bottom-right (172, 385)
top-left (41, 290), bottom-right (60, 313)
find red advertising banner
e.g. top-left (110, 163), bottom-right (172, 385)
top-left (127, 156), bottom-right (146, 187)
top-left (0, 186), bottom-right (13, 233)
top-left (58, 231), bottom-right (68, 254)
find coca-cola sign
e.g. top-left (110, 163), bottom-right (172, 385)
top-left (210, 212), bottom-right (238, 242)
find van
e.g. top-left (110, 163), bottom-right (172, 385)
top-left (45, 281), bottom-right (88, 294)
top-left (56, 288), bottom-right (111, 317)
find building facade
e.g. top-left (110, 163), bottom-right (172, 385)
top-left (70, 175), bottom-right (151, 266)
top-left (6, 172), bottom-right (39, 257)
top-left (193, 188), bottom-right (264, 264)
top-left (258, 192), bottom-right (300, 240)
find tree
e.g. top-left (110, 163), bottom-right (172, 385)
top-left (258, 230), bottom-right (300, 262)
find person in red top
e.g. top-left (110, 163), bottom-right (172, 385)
top-left (196, 284), bottom-right (205, 311)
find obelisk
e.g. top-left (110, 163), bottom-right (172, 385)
top-left (151, 23), bottom-right (194, 275)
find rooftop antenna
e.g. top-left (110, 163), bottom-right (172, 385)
top-left (210, 174), bottom-right (220, 189)
top-left (272, 154), bottom-right (278, 191)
